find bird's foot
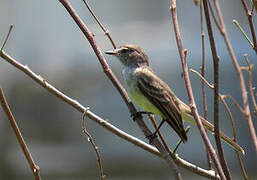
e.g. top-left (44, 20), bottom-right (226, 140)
top-left (146, 133), bottom-right (158, 144)
top-left (130, 111), bottom-right (153, 121)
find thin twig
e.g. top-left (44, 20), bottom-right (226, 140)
top-left (199, 1), bottom-right (212, 172)
top-left (243, 54), bottom-right (257, 115)
top-left (205, 0), bottom-right (231, 178)
top-left (0, 88), bottom-right (41, 180)
top-left (191, 68), bottom-right (249, 179)
top-left (219, 97), bottom-right (249, 180)
top-left (240, 0), bottom-right (257, 54)
top-left (60, 1), bottom-right (183, 179)
top-left (1, 25), bottom-right (13, 51)
top-left (190, 69), bottom-right (214, 89)
top-left (82, 0), bottom-right (116, 49)
top-left (190, 68), bottom-right (245, 115)
top-left (0, 50), bottom-right (220, 180)
top-left (222, 95), bottom-right (245, 115)
top-left (207, 0), bottom-right (222, 34)
top-left (214, 0), bottom-right (257, 152)
top-left (190, 69), bottom-right (237, 139)
top-left (233, 19), bottom-right (254, 48)
top-left (170, 1), bottom-right (225, 179)
top-left (82, 110), bottom-right (105, 180)
top-left (190, 69), bottom-right (245, 154)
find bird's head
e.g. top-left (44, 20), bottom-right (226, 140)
top-left (105, 44), bottom-right (149, 67)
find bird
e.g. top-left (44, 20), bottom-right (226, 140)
top-left (105, 44), bottom-right (245, 153)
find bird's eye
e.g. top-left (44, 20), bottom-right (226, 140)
top-left (121, 48), bottom-right (129, 53)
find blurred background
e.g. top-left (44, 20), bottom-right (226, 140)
top-left (0, 0), bottom-right (256, 179)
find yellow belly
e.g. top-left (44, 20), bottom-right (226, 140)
top-left (129, 87), bottom-right (163, 117)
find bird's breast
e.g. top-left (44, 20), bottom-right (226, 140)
top-left (122, 67), bottom-right (162, 116)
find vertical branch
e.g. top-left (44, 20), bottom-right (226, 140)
top-left (254, 0), bottom-right (257, 11)
top-left (203, 1), bottom-right (231, 179)
top-left (200, 0), bottom-right (207, 129)
top-left (59, 0), bottom-right (183, 179)
top-left (82, 111), bottom-right (105, 180)
top-left (214, 0), bottom-right (257, 153)
top-left (243, 54), bottom-right (257, 115)
top-left (199, 0), bottom-right (212, 171)
top-left (0, 88), bottom-right (41, 180)
top-left (220, 97), bottom-right (249, 180)
top-left (169, 1), bottom-right (225, 179)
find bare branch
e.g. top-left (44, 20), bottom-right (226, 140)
top-left (243, 54), bottom-right (257, 115)
top-left (82, 0), bottom-right (116, 49)
top-left (207, 0), bottom-right (222, 34)
top-left (240, 0), bottom-right (257, 54)
top-left (190, 69), bottom-right (214, 89)
top-left (59, 0), bottom-right (183, 179)
top-left (190, 69), bottom-right (244, 154)
top-left (170, 1), bottom-right (225, 179)
top-left (82, 110), bottom-right (105, 180)
top-left (199, 1), bottom-right (212, 171)
top-left (219, 97), bottom-right (249, 180)
top-left (204, 1), bottom-right (231, 178)
top-left (212, 0), bottom-right (257, 152)
top-left (1, 25), bottom-right (13, 51)
top-left (191, 67), bottom-right (248, 179)
top-left (222, 95), bottom-right (245, 114)
top-left (233, 19), bottom-right (254, 48)
top-left (0, 88), bottom-right (41, 180)
top-left (0, 49), bottom-right (220, 179)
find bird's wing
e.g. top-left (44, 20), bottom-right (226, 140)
top-left (137, 68), bottom-right (187, 142)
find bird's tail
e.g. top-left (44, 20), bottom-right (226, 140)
top-left (200, 117), bottom-right (245, 155)
top-left (178, 100), bottom-right (245, 155)
top-left (165, 118), bottom-right (188, 143)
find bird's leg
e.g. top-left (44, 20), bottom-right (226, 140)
top-left (146, 119), bottom-right (165, 144)
top-left (130, 111), bottom-right (153, 121)
top-left (172, 126), bottom-right (191, 154)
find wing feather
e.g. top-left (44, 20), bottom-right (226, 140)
top-left (137, 68), bottom-right (187, 142)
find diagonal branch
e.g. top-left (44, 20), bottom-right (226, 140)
top-left (63, 0), bottom-right (184, 179)
top-left (240, 0), bottom-right (257, 54)
top-left (0, 88), bottom-right (41, 180)
top-left (82, 0), bottom-right (116, 49)
top-left (0, 49), bottom-right (219, 179)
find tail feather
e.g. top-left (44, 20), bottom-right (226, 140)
top-left (165, 118), bottom-right (188, 143)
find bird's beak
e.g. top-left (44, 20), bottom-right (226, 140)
top-left (105, 49), bottom-right (119, 55)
